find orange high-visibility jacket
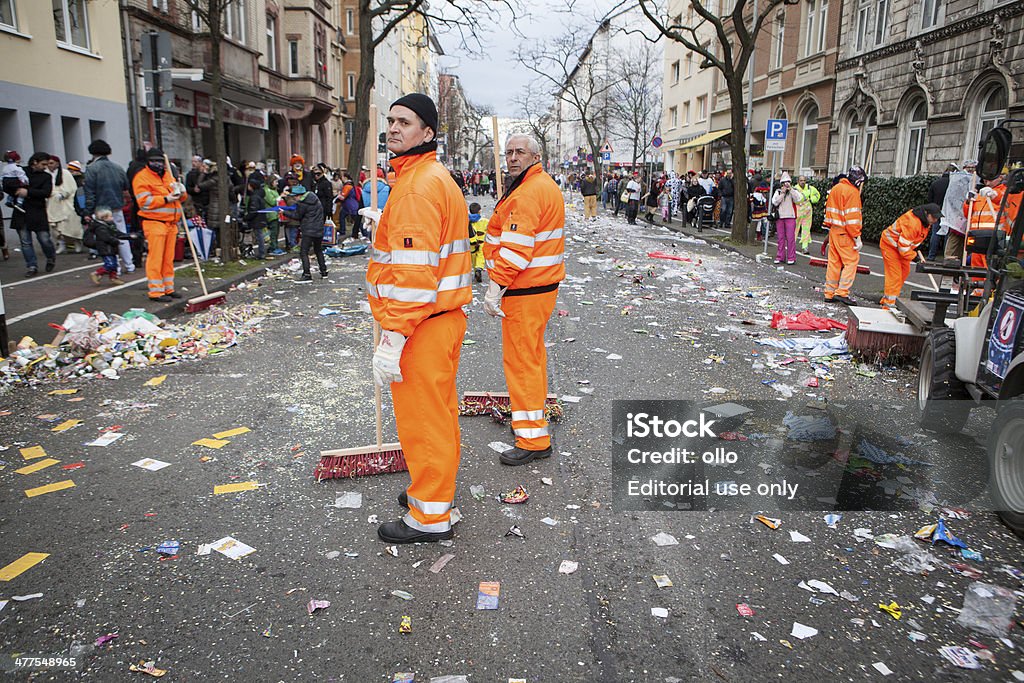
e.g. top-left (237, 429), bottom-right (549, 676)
top-left (484, 163), bottom-right (565, 290)
top-left (366, 150), bottom-right (472, 337)
top-left (822, 178), bottom-right (863, 238)
top-left (964, 184), bottom-right (1012, 233)
top-left (881, 210), bottom-right (930, 260)
top-left (133, 166), bottom-right (187, 222)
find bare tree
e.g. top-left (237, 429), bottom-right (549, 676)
top-left (637, 0), bottom-right (799, 244)
top-left (511, 81), bottom-right (556, 169)
top-left (350, 0), bottom-right (520, 181)
top-left (184, 0), bottom-right (238, 259)
top-left (515, 27), bottom-right (614, 177)
top-left (607, 42), bottom-right (662, 172)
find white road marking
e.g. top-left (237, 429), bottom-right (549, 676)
top-left (2, 262), bottom-right (108, 288)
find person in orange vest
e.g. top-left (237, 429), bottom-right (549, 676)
top-left (878, 203), bottom-right (942, 309)
top-left (364, 93), bottom-right (472, 544)
top-left (132, 148), bottom-right (187, 301)
top-left (964, 173), bottom-right (1022, 289)
top-left (483, 134), bottom-right (565, 466)
top-left (823, 165), bottom-right (866, 305)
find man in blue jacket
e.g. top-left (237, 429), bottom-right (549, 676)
top-left (84, 139), bottom-right (135, 273)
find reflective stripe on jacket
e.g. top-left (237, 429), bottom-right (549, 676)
top-left (881, 209), bottom-right (929, 260)
top-left (133, 166), bottom-right (187, 222)
top-left (822, 178), bottom-right (862, 238)
top-left (483, 163), bottom-right (565, 289)
top-left (366, 150), bottom-right (472, 337)
top-left (964, 185), bottom-right (1010, 233)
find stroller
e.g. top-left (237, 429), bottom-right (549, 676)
top-left (695, 195), bottom-right (716, 232)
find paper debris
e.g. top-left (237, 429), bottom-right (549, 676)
top-left (806, 580), bottom-right (839, 595)
top-left (24, 480), bottom-right (76, 497)
top-left (213, 427), bottom-right (251, 439)
top-left (651, 607), bottom-right (669, 618)
top-left (0, 552), bottom-right (50, 581)
top-left (430, 554), bottom-right (455, 574)
top-left (88, 432), bottom-right (123, 447)
top-left (558, 560), bottom-right (579, 574)
top-left (132, 459), bottom-right (171, 472)
top-left (938, 646), bottom-right (981, 669)
top-left (211, 536), bottom-right (256, 560)
top-left (191, 437), bottom-right (229, 449)
top-left (540, 517), bottom-right (559, 526)
top-left (651, 532), bottom-right (679, 546)
top-left (143, 375), bottom-right (167, 387)
top-left (391, 590), bottom-right (414, 601)
top-left (51, 419), bottom-right (83, 432)
top-left (476, 581), bottom-right (500, 610)
top-left (872, 662), bottom-right (893, 676)
top-left (652, 575), bottom-right (673, 588)
top-left (129, 660), bottom-right (167, 677)
top-left (307, 599), bottom-right (330, 615)
top-left (333, 491), bottom-right (363, 508)
top-left (214, 481), bottom-right (260, 495)
top-left (772, 553), bottom-right (790, 565)
top-left (606, 353), bottom-right (623, 360)
top-left (736, 603), bottom-right (755, 617)
top-left (19, 446), bottom-right (47, 460)
top-left (790, 622), bottom-right (818, 639)
top-left (789, 530), bottom-right (811, 543)
top-left (48, 389), bottom-right (79, 395)
top-left (12, 593), bottom-right (43, 601)
top-left (488, 441), bottom-right (514, 454)
top-left (15, 458), bottom-right (60, 475)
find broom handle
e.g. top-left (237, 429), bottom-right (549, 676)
top-left (961, 170), bottom-right (978, 268)
top-left (491, 116), bottom-right (503, 197)
top-left (369, 102), bottom-right (378, 215)
top-left (372, 320), bottom-right (383, 449)
top-left (166, 154), bottom-right (211, 297)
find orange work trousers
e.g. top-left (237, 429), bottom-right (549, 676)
top-left (143, 219), bottom-right (178, 299)
top-left (879, 241), bottom-right (911, 309)
top-left (392, 308), bottom-right (467, 534)
top-left (824, 230), bottom-right (860, 299)
top-left (502, 289), bottom-right (558, 450)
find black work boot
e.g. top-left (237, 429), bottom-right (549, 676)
top-left (500, 446), bottom-right (553, 466)
top-left (398, 490), bottom-right (409, 508)
top-left (377, 518), bottom-right (453, 544)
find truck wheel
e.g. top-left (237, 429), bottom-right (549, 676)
top-left (917, 328), bottom-right (969, 432)
top-left (988, 400), bottom-right (1024, 538)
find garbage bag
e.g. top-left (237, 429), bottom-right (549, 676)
top-left (956, 581), bottom-right (1017, 637)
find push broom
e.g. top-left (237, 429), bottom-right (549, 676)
top-left (165, 154), bottom-right (226, 312)
top-left (315, 102), bottom-right (407, 481)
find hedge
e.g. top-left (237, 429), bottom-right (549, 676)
top-left (806, 175), bottom-right (936, 243)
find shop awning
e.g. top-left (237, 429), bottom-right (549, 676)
top-left (678, 129), bottom-right (730, 150)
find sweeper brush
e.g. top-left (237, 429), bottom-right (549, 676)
top-left (459, 392), bottom-right (563, 423)
top-left (315, 443), bottom-right (407, 481)
top-left (845, 306), bottom-right (925, 363)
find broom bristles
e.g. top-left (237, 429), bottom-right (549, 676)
top-left (315, 443), bottom-right (407, 480)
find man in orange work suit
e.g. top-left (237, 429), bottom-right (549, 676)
top-left (823, 165), bottom-right (866, 306)
top-left (483, 134), bottom-right (565, 466)
top-left (365, 93), bottom-right (473, 544)
top-left (879, 203), bottom-right (942, 309)
top-left (132, 148), bottom-right (187, 302)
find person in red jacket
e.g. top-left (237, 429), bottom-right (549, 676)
top-left (483, 134), bottom-right (565, 465)
top-left (365, 93), bottom-right (473, 544)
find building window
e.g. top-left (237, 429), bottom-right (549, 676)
top-left (288, 39), bottom-right (299, 76)
top-left (696, 95), bottom-right (707, 121)
top-left (683, 101), bottom-right (691, 125)
top-left (346, 9), bottom-right (354, 35)
top-left (901, 99), bottom-right (927, 176)
top-left (972, 83), bottom-right (1008, 152)
top-left (347, 73), bottom-right (355, 100)
top-left (873, 0), bottom-right (889, 46)
top-left (685, 52), bottom-right (693, 78)
top-left (52, 0), bottom-right (91, 51)
top-left (265, 14), bottom-right (277, 71)
top-left (669, 106), bottom-right (678, 129)
top-left (670, 60), bottom-right (680, 84)
top-left (818, 0), bottom-right (828, 53)
top-left (854, 0), bottom-right (870, 52)
top-left (844, 108), bottom-right (877, 173)
top-left (921, 0), bottom-right (941, 30)
top-left (804, 0), bottom-right (817, 58)
top-left (224, 0), bottom-right (245, 43)
top-left (314, 25), bottom-right (327, 83)
top-left (152, 0), bottom-right (169, 13)
top-left (799, 104), bottom-right (819, 172)
top-left (771, 14), bottom-right (785, 69)
top-left (0, 0), bottom-right (17, 30)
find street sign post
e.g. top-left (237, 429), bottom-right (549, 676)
top-left (763, 119), bottom-right (788, 255)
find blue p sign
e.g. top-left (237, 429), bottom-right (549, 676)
top-left (766, 119), bottom-right (788, 140)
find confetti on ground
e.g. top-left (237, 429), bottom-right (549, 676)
top-left (214, 481), bottom-right (260, 495)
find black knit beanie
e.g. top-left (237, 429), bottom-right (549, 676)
top-left (391, 93), bottom-right (438, 135)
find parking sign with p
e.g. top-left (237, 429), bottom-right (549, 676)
top-left (765, 118), bottom-right (788, 152)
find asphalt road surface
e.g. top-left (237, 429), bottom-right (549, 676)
top-left (0, 193), bottom-right (1021, 681)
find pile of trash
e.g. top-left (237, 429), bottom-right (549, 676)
top-left (0, 304), bottom-right (271, 389)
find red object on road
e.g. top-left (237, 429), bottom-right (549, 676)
top-left (807, 257), bottom-right (870, 274)
top-left (736, 603), bottom-right (756, 617)
top-left (771, 310), bottom-right (848, 332)
top-left (647, 251), bottom-right (692, 262)
top-left (174, 236), bottom-right (186, 262)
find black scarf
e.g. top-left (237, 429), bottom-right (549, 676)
top-left (392, 140), bottom-right (438, 159)
top-left (498, 162), bottom-right (539, 205)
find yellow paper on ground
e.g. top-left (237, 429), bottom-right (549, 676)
top-left (192, 438), bottom-right (230, 449)
top-left (16, 459), bottom-right (60, 475)
top-left (144, 375), bottom-right (167, 387)
top-left (0, 552), bottom-right (50, 581)
top-left (47, 389), bottom-right (79, 396)
top-left (19, 446), bottom-right (47, 461)
top-left (214, 481), bottom-right (259, 495)
top-left (213, 427), bottom-right (251, 439)
top-left (25, 480), bottom-right (76, 498)
top-left (51, 419), bottom-right (83, 432)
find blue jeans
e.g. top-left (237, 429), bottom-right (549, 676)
top-left (252, 226), bottom-right (266, 259)
top-left (720, 196), bottom-right (734, 228)
top-left (928, 227), bottom-right (945, 261)
top-left (18, 227), bottom-right (56, 271)
top-left (600, 190), bottom-right (608, 209)
top-left (101, 254), bottom-right (118, 274)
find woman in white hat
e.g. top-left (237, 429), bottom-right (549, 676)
top-left (771, 171), bottom-right (804, 264)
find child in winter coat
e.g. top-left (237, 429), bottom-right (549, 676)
top-left (468, 202), bottom-right (488, 282)
top-left (1, 150), bottom-right (28, 212)
top-left (86, 207), bottom-right (127, 285)
top-left (658, 186), bottom-right (671, 223)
